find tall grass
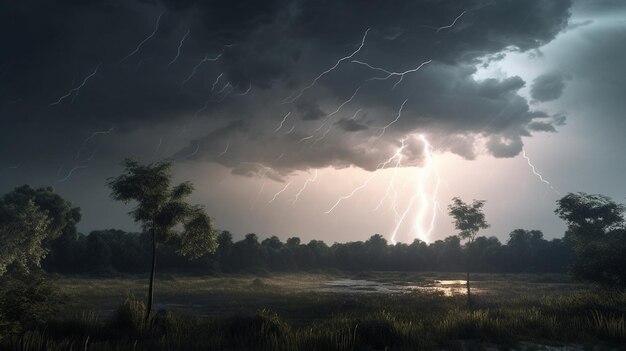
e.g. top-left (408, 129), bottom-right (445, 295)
top-left (2, 289), bottom-right (624, 350)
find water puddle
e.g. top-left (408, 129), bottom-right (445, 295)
top-left (318, 278), bottom-right (483, 296)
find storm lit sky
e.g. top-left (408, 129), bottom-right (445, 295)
top-left (1, 0), bottom-right (625, 244)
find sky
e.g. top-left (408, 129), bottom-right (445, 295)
top-left (1, 0), bottom-right (625, 244)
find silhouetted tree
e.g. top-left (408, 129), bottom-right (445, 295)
top-left (108, 159), bottom-right (218, 321)
top-left (555, 193), bottom-right (626, 287)
top-left (366, 234), bottom-right (388, 269)
top-left (469, 236), bottom-right (502, 272)
top-left (1, 185), bottom-right (81, 241)
top-left (448, 197), bottom-right (489, 304)
top-left (506, 229), bottom-right (545, 272)
top-left (231, 233), bottom-right (267, 271)
top-left (216, 231), bottom-right (234, 271)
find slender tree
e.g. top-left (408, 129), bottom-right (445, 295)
top-left (448, 197), bottom-right (489, 304)
top-left (108, 159), bottom-right (217, 321)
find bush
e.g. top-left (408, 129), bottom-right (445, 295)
top-left (354, 317), bottom-right (399, 349)
top-left (0, 273), bottom-right (60, 337)
top-left (112, 295), bottom-right (146, 334)
top-left (224, 309), bottom-right (291, 347)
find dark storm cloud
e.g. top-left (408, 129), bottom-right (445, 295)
top-left (486, 135), bottom-right (524, 158)
top-left (527, 121), bottom-right (557, 133)
top-left (572, 0), bottom-right (626, 14)
top-left (530, 71), bottom-right (568, 102)
top-left (0, 0), bottom-right (573, 178)
top-left (296, 101), bottom-right (325, 121)
top-left (335, 118), bottom-right (369, 133)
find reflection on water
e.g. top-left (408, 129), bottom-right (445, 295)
top-left (318, 279), bottom-right (483, 296)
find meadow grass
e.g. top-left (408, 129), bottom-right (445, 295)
top-left (2, 272), bottom-right (624, 350)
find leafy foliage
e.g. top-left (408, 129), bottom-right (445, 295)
top-left (0, 185), bottom-right (81, 241)
top-left (0, 200), bottom-right (51, 276)
top-left (447, 197), bottom-right (490, 244)
top-left (0, 272), bottom-right (60, 337)
top-left (555, 192), bottom-right (626, 287)
top-left (107, 159), bottom-right (217, 253)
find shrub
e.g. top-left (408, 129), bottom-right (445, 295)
top-left (112, 295), bottom-right (146, 334)
top-left (0, 273), bottom-right (60, 337)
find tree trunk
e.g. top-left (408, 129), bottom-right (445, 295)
top-left (466, 238), bottom-right (472, 307)
top-left (145, 229), bottom-right (157, 323)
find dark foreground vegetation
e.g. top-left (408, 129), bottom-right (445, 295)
top-left (1, 160), bottom-right (624, 349)
top-left (2, 285), bottom-right (624, 350)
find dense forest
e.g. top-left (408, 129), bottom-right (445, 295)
top-left (43, 229), bottom-right (574, 275)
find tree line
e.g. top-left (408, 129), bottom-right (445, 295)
top-left (43, 228), bottom-right (574, 275)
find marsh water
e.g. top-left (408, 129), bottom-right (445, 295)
top-left (64, 273), bottom-right (582, 318)
top-left (317, 278), bottom-right (482, 296)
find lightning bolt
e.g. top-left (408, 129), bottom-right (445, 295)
top-left (82, 146), bottom-right (100, 162)
top-left (373, 140), bottom-right (405, 211)
top-left (215, 82), bottom-right (233, 98)
top-left (413, 134), bottom-right (440, 242)
top-left (267, 181), bottom-right (292, 204)
top-left (119, 12), bottom-right (164, 64)
top-left (50, 64), bottom-right (101, 106)
top-left (232, 83), bottom-right (252, 97)
top-left (283, 28), bottom-right (370, 104)
top-left (274, 112), bottom-right (292, 133)
top-left (349, 108), bottom-right (363, 120)
top-left (284, 125), bottom-right (296, 135)
top-left (313, 125), bottom-right (333, 144)
top-left (314, 87), bottom-right (360, 132)
top-left (322, 133), bottom-right (441, 243)
top-left (211, 73), bottom-right (224, 92)
top-left (293, 169), bottom-right (318, 204)
top-left (304, 86), bottom-right (361, 144)
top-left (325, 143), bottom-right (407, 214)
top-left (218, 141), bottom-right (229, 157)
top-left (389, 184), bottom-right (421, 245)
top-left (58, 165), bottom-right (88, 183)
top-left (376, 99), bottom-right (408, 140)
top-left (249, 165), bottom-right (274, 209)
top-left (522, 150), bottom-right (561, 195)
top-left (185, 141), bottom-right (200, 159)
top-left (186, 99), bottom-right (211, 130)
top-left (297, 135), bottom-right (314, 143)
top-left (352, 59), bottom-right (432, 89)
top-left (168, 29), bottom-right (190, 66)
top-left (388, 134), bottom-right (440, 244)
top-left (436, 11), bottom-right (466, 32)
top-left (75, 126), bottom-right (115, 160)
top-left (181, 52), bottom-right (222, 87)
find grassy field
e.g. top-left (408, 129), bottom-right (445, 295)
top-left (3, 272), bottom-right (625, 350)
top-left (52, 272), bottom-right (588, 319)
